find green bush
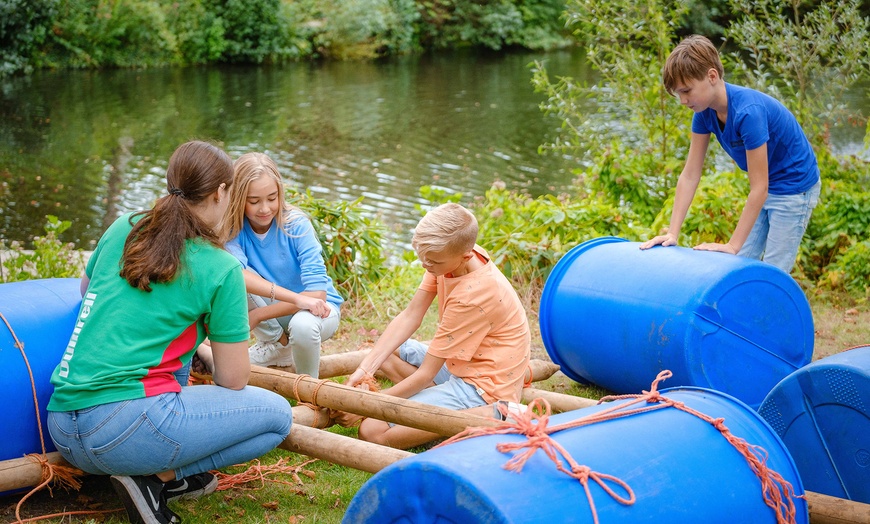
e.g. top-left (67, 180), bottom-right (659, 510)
top-left (473, 182), bottom-right (638, 285)
top-left (46, 0), bottom-right (177, 68)
top-left (0, 215), bottom-right (86, 282)
top-left (0, 0), bottom-right (57, 75)
top-left (288, 191), bottom-right (388, 300)
top-left (649, 168), bottom-right (749, 246)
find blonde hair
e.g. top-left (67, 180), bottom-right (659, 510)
top-left (223, 152), bottom-right (300, 240)
top-left (663, 35), bottom-right (724, 96)
top-left (412, 203), bottom-right (478, 258)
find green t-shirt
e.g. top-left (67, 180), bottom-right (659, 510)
top-left (48, 213), bottom-right (249, 412)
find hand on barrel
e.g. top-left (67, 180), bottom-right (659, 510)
top-left (639, 232), bottom-right (678, 250)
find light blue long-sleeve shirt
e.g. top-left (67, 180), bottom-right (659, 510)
top-left (225, 211), bottom-right (344, 308)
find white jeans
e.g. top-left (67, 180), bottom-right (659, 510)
top-left (738, 180), bottom-right (821, 273)
top-left (248, 294), bottom-right (340, 378)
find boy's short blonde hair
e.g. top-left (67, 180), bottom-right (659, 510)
top-left (663, 35), bottom-right (724, 96)
top-left (412, 203), bottom-right (478, 258)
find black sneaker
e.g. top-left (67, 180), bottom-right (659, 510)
top-left (164, 472), bottom-right (218, 502)
top-left (110, 474), bottom-right (180, 524)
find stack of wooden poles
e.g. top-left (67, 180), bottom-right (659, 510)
top-left (1, 349), bottom-right (867, 524)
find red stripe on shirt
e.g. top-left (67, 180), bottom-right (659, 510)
top-left (140, 322), bottom-right (198, 396)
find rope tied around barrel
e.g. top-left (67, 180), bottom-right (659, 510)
top-left (437, 370), bottom-right (799, 524)
top-left (1, 312), bottom-right (88, 523)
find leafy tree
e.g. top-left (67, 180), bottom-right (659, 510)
top-left (532, 0), bottom-right (690, 223)
top-left (0, 0), bottom-right (57, 76)
top-left (727, 0), bottom-right (870, 145)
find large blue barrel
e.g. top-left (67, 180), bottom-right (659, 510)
top-left (0, 279), bottom-right (82, 464)
top-left (759, 346), bottom-right (870, 503)
top-left (539, 237), bottom-right (814, 409)
top-left (343, 388), bottom-right (808, 523)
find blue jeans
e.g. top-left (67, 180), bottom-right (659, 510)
top-left (738, 180), bottom-right (821, 273)
top-left (249, 294), bottom-right (341, 377)
top-left (48, 384), bottom-right (292, 480)
top-left (398, 339), bottom-right (486, 410)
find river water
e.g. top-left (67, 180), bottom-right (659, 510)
top-left (0, 48), bottom-right (865, 252)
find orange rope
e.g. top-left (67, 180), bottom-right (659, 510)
top-left (214, 457), bottom-right (319, 491)
top-left (437, 370), bottom-right (799, 524)
top-left (0, 312), bottom-right (88, 524)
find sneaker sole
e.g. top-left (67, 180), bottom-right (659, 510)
top-left (110, 475), bottom-right (167, 524)
top-left (165, 474), bottom-right (219, 502)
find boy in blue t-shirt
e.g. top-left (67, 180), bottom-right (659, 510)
top-left (640, 35), bottom-right (821, 273)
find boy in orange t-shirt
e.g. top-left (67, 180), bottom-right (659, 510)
top-left (345, 203), bottom-right (531, 449)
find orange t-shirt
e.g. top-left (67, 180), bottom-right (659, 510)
top-left (420, 246), bottom-right (531, 403)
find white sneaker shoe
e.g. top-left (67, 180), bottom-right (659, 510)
top-left (248, 340), bottom-right (293, 367)
top-left (494, 400), bottom-right (527, 423)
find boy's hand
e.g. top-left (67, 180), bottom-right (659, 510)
top-left (639, 232), bottom-right (678, 250)
top-left (693, 241), bottom-right (737, 254)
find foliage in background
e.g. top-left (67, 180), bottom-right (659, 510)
top-left (0, 215), bottom-right (86, 282)
top-left (288, 191), bottom-right (388, 300)
top-left (726, 0), bottom-right (870, 146)
top-left (1, 0), bottom-right (574, 74)
top-left (0, 0), bottom-right (57, 75)
top-left (472, 181), bottom-right (637, 286)
top-left (531, 0), bottom-right (690, 224)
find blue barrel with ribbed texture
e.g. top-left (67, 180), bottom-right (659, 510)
top-left (759, 345), bottom-right (870, 503)
top-left (0, 279), bottom-right (81, 465)
top-left (343, 387), bottom-right (808, 523)
top-left (539, 237), bottom-right (814, 409)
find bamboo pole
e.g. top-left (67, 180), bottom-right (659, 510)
top-left (278, 425), bottom-right (412, 474)
top-left (248, 365), bottom-right (499, 436)
top-left (807, 491), bottom-right (870, 524)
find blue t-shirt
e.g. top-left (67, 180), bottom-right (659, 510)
top-left (225, 210), bottom-right (344, 308)
top-left (692, 83), bottom-right (819, 195)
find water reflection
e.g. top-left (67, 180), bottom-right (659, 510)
top-left (0, 49), bottom-right (590, 252)
top-left (1, 49), bottom-right (865, 254)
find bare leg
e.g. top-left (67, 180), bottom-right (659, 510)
top-left (357, 405), bottom-right (495, 449)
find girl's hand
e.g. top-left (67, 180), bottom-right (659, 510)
top-left (639, 232), bottom-right (678, 250)
top-left (299, 296), bottom-right (331, 318)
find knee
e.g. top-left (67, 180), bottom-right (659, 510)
top-left (357, 419), bottom-right (388, 445)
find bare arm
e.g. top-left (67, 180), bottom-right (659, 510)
top-left (694, 143), bottom-right (768, 254)
top-left (242, 269), bottom-right (330, 318)
top-left (640, 132), bottom-right (710, 249)
top-left (80, 274), bottom-right (90, 296)
top-left (381, 352), bottom-right (446, 399)
top-left (346, 287), bottom-right (436, 387)
top-left (209, 340), bottom-right (251, 390)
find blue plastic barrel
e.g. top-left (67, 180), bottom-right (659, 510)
top-left (759, 346), bottom-right (870, 504)
top-left (0, 279), bottom-right (82, 465)
top-left (343, 388), bottom-right (808, 523)
top-left (539, 237), bottom-right (814, 409)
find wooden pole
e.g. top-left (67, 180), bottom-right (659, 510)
top-left (807, 491), bottom-right (870, 524)
top-left (279, 425), bottom-right (412, 474)
top-left (522, 387), bottom-right (599, 413)
top-left (277, 350), bottom-right (562, 384)
top-left (248, 365), bottom-right (499, 436)
top-left (0, 452), bottom-right (74, 493)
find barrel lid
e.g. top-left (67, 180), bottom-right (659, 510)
top-left (758, 346), bottom-right (870, 503)
top-left (540, 237), bottom-right (627, 383)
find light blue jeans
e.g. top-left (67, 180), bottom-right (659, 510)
top-left (738, 180), bottom-right (821, 273)
top-left (398, 339), bottom-right (486, 410)
top-left (47, 380), bottom-right (292, 480)
top-left (249, 294), bottom-right (340, 378)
